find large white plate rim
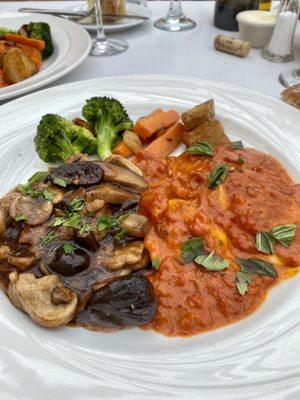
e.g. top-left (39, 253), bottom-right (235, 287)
top-left (0, 75), bottom-right (300, 399)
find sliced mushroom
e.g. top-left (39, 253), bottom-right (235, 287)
top-left (119, 214), bottom-right (149, 238)
top-left (97, 161), bottom-right (148, 192)
top-left (85, 199), bottom-right (105, 214)
top-left (103, 241), bottom-right (144, 270)
top-left (8, 255), bottom-right (37, 271)
top-left (130, 251), bottom-right (150, 270)
top-left (0, 245), bottom-right (37, 271)
top-left (86, 184), bottom-right (139, 204)
top-left (7, 272), bottom-right (78, 328)
top-left (10, 195), bottom-right (53, 226)
top-left (0, 202), bottom-right (8, 236)
top-left (19, 221), bottom-right (73, 246)
top-left (49, 162), bottom-right (103, 187)
top-left (123, 131), bottom-right (142, 154)
top-left (106, 155), bottom-right (143, 176)
top-left (49, 187), bottom-right (65, 205)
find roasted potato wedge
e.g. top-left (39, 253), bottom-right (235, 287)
top-left (2, 47), bottom-right (37, 84)
top-left (181, 99), bottom-right (215, 131)
top-left (183, 119), bottom-right (231, 147)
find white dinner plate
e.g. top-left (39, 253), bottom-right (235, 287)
top-left (0, 76), bottom-right (300, 400)
top-left (67, 3), bottom-right (151, 33)
top-left (0, 13), bottom-right (91, 102)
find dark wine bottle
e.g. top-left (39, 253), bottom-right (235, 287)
top-left (214, 0), bottom-right (259, 31)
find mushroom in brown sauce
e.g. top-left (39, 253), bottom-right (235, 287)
top-left (10, 195), bottom-right (53, 226)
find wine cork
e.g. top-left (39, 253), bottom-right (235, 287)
top-left (214, 35), bottom-right (252, 58)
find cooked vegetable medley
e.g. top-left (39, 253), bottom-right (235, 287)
top-left (0, 21), bottom-right (53, 88)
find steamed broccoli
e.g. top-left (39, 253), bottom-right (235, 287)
top-left (0, 27), bottom-right (17, 37)
top-left (27, 22), bottom-right (53, 59)
top-left (82, 97), bottom-right (133, 160)
top-left (34, 114), bottom-right (97, 163)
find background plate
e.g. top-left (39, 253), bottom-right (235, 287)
top-left (0, 76), bottom-right (300, 400)
top-left (68, 3), bottom-right (152, 32)
top-left (0, 13), bottom-right (91, 102)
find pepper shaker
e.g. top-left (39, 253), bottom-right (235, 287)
top-left (262, 0), bottom-right (300, 62)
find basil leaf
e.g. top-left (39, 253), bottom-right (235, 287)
top-left (15, 214), bottom-right (26, 222)
top-left (237, 258), bottom-right (278, 278)
top-left (63, 243), bottom-right (75, 255)
top-left (181, 237), bottom-right (205, 264)
top-left (237, 156), bottom-right (245, 165)
top-left (236, 271), bottom-right (252, 295)
top-left (28, 171), bottom-right (48, 184)
top-left (208, 163), bottom-right (230, 190)
top-left (231, 140), bottom-right (245, 150)
top-left (195, 250), bottom-right (229, 271)
top-left (270, 224), bottom-right (296, 248)
top-left (256, 231), bottom-right (275, 254)
top-left (188, 142), bottom-right (214, 156)
top-left (42, 189), bottom-right (55, 201)
top-left (70, 198), bottom-right (86, 213)
top-left (152, 256), bottom-right (160, 270)
top-left (53, 177), bottom-right (67, 187)
top-left (53, 217), bottom-right (66, 227)
top-left (114, 227), bottom-right (128, 241)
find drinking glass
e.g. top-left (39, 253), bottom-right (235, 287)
top-left (154, 0), bottom-right (196, 32)
top-left (90, 0), bottom-right (128, 56)
top-left (279, 68), bottom-right (300, 87)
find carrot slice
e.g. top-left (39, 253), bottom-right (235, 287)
top-left (150, 108), bottom-right (164, 115)
top-left (136, 122), bottom-right (184, 159)
top-left (133, 109), bottom-right (180, 140)
top-left (4, 34), bottom-right (45, 51)
top-left (112, 141), bottom-right (133, 158)
top-left (0, 69), bottom-right (9, 87)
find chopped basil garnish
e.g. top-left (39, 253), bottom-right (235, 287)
top-left (181, 237), bottom-right (205, 264)
top-left (188, 142), bottom-right (214, 157)
top-left (114, 227), bottom-right (128, 241)
top-left (152, 256), bottom-right (160, 270)
top-left (41, 230), bottom-right (57, 246)
top-left (27, 171), bottom-right (49, 184)
top-left (97, 215), bottom-right (119, 231)
top-left (63, 243), bottom-right (75, 255)
top-left (256, 231), bottom-right (275, 254)
top-left (231, 140), bottom-right (245, 150)
top-left (237, 156), bottom-right (245, 165)
top-left (15, 214), bottom-right (26, 222)
top-left (236, 258), bottom-right (278, 278)
top-left (236, 271), bottom-right (252, 295)
top-left (42, 189), bottom-right (55, 201)
top-left (208, 163), bottom-right (230, 189)
top-left (270, 224), bottom-right (296, 248)
top-left (79, 223), bottom-right (92, 235)
top-left (70, 198), bottom-right (86, 213)
top-left (53, 217), bottom-right (66, 227)
top-left (53, 177), bottom-right (67, 187)
top-left (195, 250), bottom-right (229, 271)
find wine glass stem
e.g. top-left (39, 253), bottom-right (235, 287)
top-left (167, 0), bottom-right (184, 18)
top-left (94, 0), bottom-right (106, 43)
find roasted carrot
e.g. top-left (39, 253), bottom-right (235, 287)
top-left (4, 34), bottom-right (45, 51)
top-left (17, 44), bottom-right (42, 68)
top-left (136, 122), bottom-right (184, 159)
top-left (150, 108), bottom-right (164, 115)
top-left (133, 109), bottom-right (180, 140)
top-left (112, 141), bottom-right (133, 158)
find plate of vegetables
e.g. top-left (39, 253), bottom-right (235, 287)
top-left (0, 75), bottom-right (300, 400)
top-left (0, 13), bottom-right (91, 102)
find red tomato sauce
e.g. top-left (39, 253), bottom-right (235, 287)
top-left (135, 146), bottom-right (300, 336)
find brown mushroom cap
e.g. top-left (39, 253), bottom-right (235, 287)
top-left (86, 183), bottom-right (139, 204)
top-left (7, 272), bottom-right (78, 328)
top-left (10, 195), bottom-right (53, 226)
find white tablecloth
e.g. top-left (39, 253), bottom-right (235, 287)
top-left (1, 1), bottom-right (300, 100)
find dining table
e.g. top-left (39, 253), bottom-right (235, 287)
top-left (1, 0), bottom-right (300, 102)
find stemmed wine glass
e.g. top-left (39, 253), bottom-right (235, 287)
top-left (90, 0), bottom-right (128, 56)
top-left (154, 0), bottom-right (196, 32)
top-left (279, 68), bottom-right (300, 87)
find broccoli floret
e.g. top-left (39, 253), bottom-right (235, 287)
top-left (34, 114), bottom-right (97, 163)
top-left (82, 97), bottom-right (133, 160)
top-left (27, 22), bottom-right (54, 59)
top-left (0, 26), bottom-right (17, 37)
